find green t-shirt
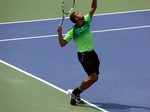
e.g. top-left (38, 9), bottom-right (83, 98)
top-left (64, 14), bottom-right (94, 53)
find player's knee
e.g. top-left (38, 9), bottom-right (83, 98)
top-left (90, 73), bottom-right (98, 83)
top-left (94, 74), bottom-right (98, 82)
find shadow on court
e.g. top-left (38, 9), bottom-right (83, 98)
top-left (92, 102), bottom-right (150, 112)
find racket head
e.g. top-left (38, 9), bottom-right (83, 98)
top-left (62, 0), bottom-right (75, 15)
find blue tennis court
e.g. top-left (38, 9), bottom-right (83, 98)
top-left (0, 9), bottom-right (150, 112)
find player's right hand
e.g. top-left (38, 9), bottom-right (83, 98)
top-left (57, 25), bottom-right (62, 34)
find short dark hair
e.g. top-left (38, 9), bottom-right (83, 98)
top-left (70, 12), bottom-right (76, 23)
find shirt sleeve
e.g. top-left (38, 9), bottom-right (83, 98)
top-left (64, 28), bottom-right (74, 42)
top-left (84, 14), bottom-right (91, 23)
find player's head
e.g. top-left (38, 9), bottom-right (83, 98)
top-left (70, 12), bottom-right (84, 23)
top-left (70, 12), bottom-right (76, 23)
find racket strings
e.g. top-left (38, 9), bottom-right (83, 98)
top-left (62, 0), bottom-right (74, 14)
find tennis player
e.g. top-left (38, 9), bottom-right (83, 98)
top-left (57, 0), bottom-right (100, 105)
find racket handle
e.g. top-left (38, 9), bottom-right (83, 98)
top-left (60, 19), bottom-right (64, 26)
top-left (60, 14), bottom-right (65, 26)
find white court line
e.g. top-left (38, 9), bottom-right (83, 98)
top-left (0, 25), bottom-right (150, 42)
top-left (0, 59), bottom-right (108, 112)
top-left (0, 35), bottom-right (58, 42)
top-left (92, 25), bottom-right (150, 33)
top-left (0, 9), bottom-right (150, 25)
top-left (94, 9), bottom-right (150, 17)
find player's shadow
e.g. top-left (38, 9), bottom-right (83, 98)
top-left (91, 102), bottom-right (150, 111)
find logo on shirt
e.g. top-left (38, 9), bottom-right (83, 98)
top-left (73, 22), bottom-right (90, 35)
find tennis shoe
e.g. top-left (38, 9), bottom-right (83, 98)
top-left (67, 89), bottom-right (85, 105)
top-left (76, 94), bottom-right (86, 104)
top-left (68, 89), bottom-right (76, 105)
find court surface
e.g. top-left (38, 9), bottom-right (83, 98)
top-left (0, 0), bottom-right (150, 112)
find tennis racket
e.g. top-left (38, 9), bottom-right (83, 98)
top-left (60, 0), bottom-right (75, 26)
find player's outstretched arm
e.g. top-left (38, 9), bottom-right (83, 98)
top-left (89, 0), bottom-right (97, 18)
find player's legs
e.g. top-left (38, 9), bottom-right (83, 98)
top-left (79, 72), bottom-right (98, 91)
top-left (69, 73), bottom-right (98, 105)
top-left (69, 50), bottom-right (100, 105)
